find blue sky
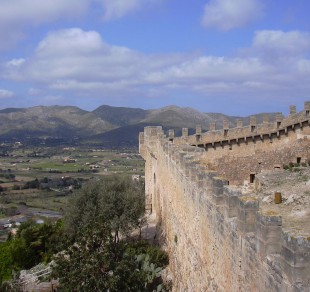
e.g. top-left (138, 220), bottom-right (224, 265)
top-left (0, 0), bottom-right (310, 116)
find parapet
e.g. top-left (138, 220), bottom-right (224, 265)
top-left (139, 126), bottom-right (163, 155)
top-left (170, 102), bottom-right (310, 147)
top-left (139, 112), bottom-right (310, 289)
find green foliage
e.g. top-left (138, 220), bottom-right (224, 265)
top-left (0, 242), bottom-right (13, 282)
top-left (0, 220), bottom-right (65, 284)
top-left (0, 173), bottom-right (15, 181)
top-left (22, 178), bottom-right (40, 189)
top-left (1, 175), bottom-right (170, 291)
top-left (125, 240), bottom-right (169, 268)
top-left (52, 222), bottom-right (117, 291)
top-left (283, 162), bottom-right (306, 171)
top-left (52, 222), bottom-right (169, 292)
top-left (53, 176), bottom-right (169, 291)
top-left (65, 176), bottom-right (145, 242)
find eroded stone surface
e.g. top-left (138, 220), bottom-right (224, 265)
top-left (139, 103), bottom-right (310, 292)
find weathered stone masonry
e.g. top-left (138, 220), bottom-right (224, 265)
top-left (139, 102), bottom-right (310, 291)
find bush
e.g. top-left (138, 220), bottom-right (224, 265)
top-left (52, 224), bottom-right (169, 292)
top-left (12, 185), bottom-right (20, 191)
top-left (0, 220), bottom-right (66, 284)
top-left (125, 240), bottom-right (169, 268)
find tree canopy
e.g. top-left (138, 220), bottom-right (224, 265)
top-left (52, 176), bottom-right (169, 291)
top-left (64, 175), bottom-right (145, 242)
top-left (0, 219), bottom-right (64, 285)
top-left (52, 221), bottom-right (169, 291)
top-left (0, 176), bottom-right (170, 291)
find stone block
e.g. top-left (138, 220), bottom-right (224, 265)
top-left (209, 122), bottom-right (216, 131)
top-left (290, 105), bottom-right (297, 115)
top-left (223, 187), bottom-right (240, 218)
top-left (237, 198), bottom-right (259, 233)
top-left (281, 234), bottom-right (310, 285)
top-left (250, 116), bottom-right (257, 125)
top-left (237, 119), bottom-right (243, 128)
top-left (196, 125), bottom-right (202, 135)
top-left (182, 128), bottom-right (189, 137)
top-left (256, 213), bottom-right (282, 258)
top-left (168, 129), bottom-right (175, 139)
top-left (212, 186), bottom-right (224, 205)
top-left (223, 119), bottom-right (229, 130)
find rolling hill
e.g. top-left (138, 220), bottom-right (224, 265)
top-left (0, 104), bottom-right (278, 147)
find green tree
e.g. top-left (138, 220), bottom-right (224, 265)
top-left (52, 176), bottom-right (170, 291)
top-left (0, 242), bottom-right (13, 283)
top-left (52, 222), bottom-right (168, 292)
top-left (12, 220), bottom-right (65, 267)
top-left (0, 220), bottom-right (65, 284)
top-left (65, 176), bottom-right (145, 242)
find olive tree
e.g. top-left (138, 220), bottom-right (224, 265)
top-left (65, 176), bottom-right (145, 242)
top-left (52, 222), bottom-right (169, 292)
top-left (53, 176), bottom-right (170, 291)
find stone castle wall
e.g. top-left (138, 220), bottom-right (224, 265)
top-left (171, 102), bottom-right (310, 185)
top-left (139, 102), bottom-right (310, 291)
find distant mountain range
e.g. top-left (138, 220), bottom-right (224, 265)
top-left (0, 105), bottom-right (278, 147)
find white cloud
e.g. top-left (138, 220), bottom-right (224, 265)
top-left (99, 0), bottom-right (159, 21)
top-left (2, 28), bottom-right (310, 105)
top-left (28, 28), bottom-right (144, 82)
top-left (6, 58), bottom-right (26, 67)
top-left (0, 89), bottom-right (14, 99)
top-left (0, 0), bottom-right (89, 23)
top-left (252, 30), bottom-right (310, 59)
top-left (101, 0), bottom-right (140, 21)
top-left (36, 28), bottom-right (103, 56)
top-left (202, 0), bottom-right (263, 31)
top-left (0, 0), bottom-right (90, 50)
top-left (0, 0), bottom-right (160, 50)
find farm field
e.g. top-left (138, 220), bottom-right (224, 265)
top-left (0, 144), bottom-right (145, 240)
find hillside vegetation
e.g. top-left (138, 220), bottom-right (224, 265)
top-left (0, 105), bottom-right (278, 147)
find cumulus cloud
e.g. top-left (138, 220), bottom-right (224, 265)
top-left (2, 28), bottom-right (310, 104)
top-left (29, 28), bottom-right (144, 82)
top-left (3, 28), bottom-right (183, 95)
top-left (202, 0), bottom-right (263, 31)
top-left (36, 28), bottom-right (103, 56)
top-left (0, 89), bottom-right (14, 99)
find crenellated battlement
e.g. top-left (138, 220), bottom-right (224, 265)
top-left (171, 102), bottom-right (310, 148)
top-left (158, 102), bottom-right (310, 186)
top-left (139, 102), bottom-right (310, 291)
